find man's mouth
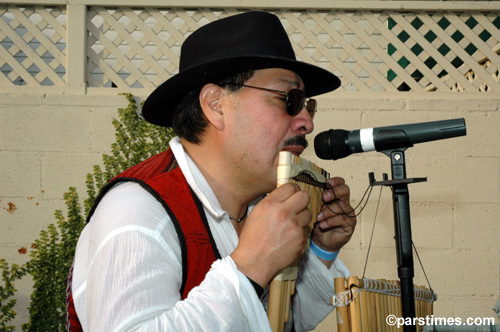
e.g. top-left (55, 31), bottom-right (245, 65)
top-left (282, 136), bottom-right (308, 156)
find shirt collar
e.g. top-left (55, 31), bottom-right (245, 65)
top-left (169, 137), bottom-right (226, 219)
top-left (170, 137), bottom-right (262, 221)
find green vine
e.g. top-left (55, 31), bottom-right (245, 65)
top-left (0, 93), bottom-right (174, 332)
top-left (0, 260), bottom-right (26, 332)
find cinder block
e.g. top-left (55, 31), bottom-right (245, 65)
top-left (360, 202), bottom-right (453, 249)
top-left (89, 107), bottom-right (119, 153)
top-left (0, 198), bottom-right (64, 247)
top-left (0, 152), bottom-right (42, 196)
top-left (453, 112), bottom-right (500, 158)
top-left (42, 92), bottom-right (131, 107)
top-left (0, 104), bottom-right (91, 152)
top-left (359, 201), bottom-right (395, 249)
top-left (409, 157), bottom-right (498, 203)
top-left (452, 297), bottom-right (499, 325)
top-left (408, 96), bottom-right (499, 113)
top-left (41, 152), bottom-right (105, 199)
top-left (339, 246), bottom-right (399, 280)
top-left (0, 243), bottom-right (32, 266)
top-left (411, 203), bottom-right (453, 249)
top-left (417, 249), bottom-right (499, 297)
top-left (319, 94), bottom-right (406, 112)
top-left (0, 93), bottom-right (43, 106)
top-left (432, 295), bottom-right (456, 318)
top-left (454, 203), bottom-right (500, 250)
top-left (312, 107), bottom-right (363, 136)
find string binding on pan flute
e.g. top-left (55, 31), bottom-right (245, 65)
top-left (333, 276), bottom-right (437, 332)
top-left (268, 151), bottom-right (330, 332)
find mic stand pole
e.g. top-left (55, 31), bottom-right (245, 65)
top-left (370, 149), bottom-right (427, 332)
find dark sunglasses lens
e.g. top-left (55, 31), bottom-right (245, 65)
top-left (307, 99), bottom-right (317, 119)
top-left (286, 89), bottom-right (307, 116)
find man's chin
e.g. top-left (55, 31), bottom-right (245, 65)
top-left (281, 146), bottom-right (304, 157)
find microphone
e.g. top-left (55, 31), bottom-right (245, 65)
top-left (314, 118), bottom-right (466, 160)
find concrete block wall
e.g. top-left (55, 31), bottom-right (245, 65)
top-left (0, 90), bottom-right (498, 330)
top-left (306, 91), bottom-right (500, 330)
top-left (0, 91), bottom-right (130, 328)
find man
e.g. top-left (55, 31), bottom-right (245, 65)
top-left (68, 11), bottom-right (356, 332)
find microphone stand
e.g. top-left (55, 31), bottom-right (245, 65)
top-left (370, 149), bottom-right (427, 332)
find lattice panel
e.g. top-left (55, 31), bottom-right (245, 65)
top-left (86, 7), bottom-right (232, 88)
top-left (0, 5), bottom-right (66, 86)
top-left (1, 5), bottom-right (499, 92)
top-left (387, 12), bottom-right (500, 92)
top-left (87, 8), bottom-right (500, 92)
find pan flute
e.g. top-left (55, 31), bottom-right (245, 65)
top-left (333, 276), bottom-right (437, 332)
top-left (268, 151), bottom-right (330, 332)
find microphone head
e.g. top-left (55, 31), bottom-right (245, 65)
top-left (314, 129), bottom-right (351, 160)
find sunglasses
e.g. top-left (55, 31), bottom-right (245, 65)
top-left (221, 83), bottom-right (317, 119)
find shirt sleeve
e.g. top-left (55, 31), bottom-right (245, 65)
top-left (72, 182), bottom-right (270, 332)
top-left (291, 247), bottom-right (351, 332)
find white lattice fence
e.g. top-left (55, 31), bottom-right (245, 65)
top-left (0, 5), bottom-right (66, 86)
top-left (1, 4), bottom-right (499, 92)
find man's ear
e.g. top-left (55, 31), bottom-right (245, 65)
top-left (199, 84), bottom-right (225, 131)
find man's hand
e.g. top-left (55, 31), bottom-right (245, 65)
top-left (231, 183), bottom-right (311, 288)
top-left (311, 177), bottom-right (357, 266)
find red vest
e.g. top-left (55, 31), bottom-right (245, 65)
top-left (66, 149), bottom-right (221, 331)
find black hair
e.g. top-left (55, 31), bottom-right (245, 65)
top-left (172, 70), bottom-right (255, 143)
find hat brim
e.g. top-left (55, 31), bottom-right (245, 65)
top-left (142, 56), bottom-right (341, 127)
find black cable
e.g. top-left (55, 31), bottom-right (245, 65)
top-left (362, 185), bottom-right (384, 279)
top-left (412, 241), bottom-right (437, 301)
top-left (293, 170), bottom-right (375, 218)
top-left (323, 182), bottom-right (374, 218)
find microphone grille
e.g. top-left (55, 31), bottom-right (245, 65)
top-left (314, 129), bottom-right (350, 160)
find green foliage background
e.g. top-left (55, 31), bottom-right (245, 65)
top-left (0, 93), bottom-right (174, 331)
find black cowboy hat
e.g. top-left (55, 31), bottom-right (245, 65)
top-left (142, 11), bottom-right (341, 127)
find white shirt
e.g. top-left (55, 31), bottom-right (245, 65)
top-left (72, 137), bottom-right (350, 331)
